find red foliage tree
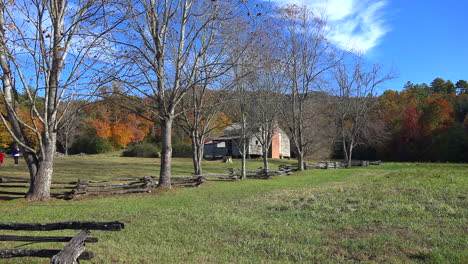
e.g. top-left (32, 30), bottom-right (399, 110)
top-left (400, 103), bottom-right (420, 144)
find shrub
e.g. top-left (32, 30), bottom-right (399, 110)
top-left (94, 138), bottom-right (114, 154)
top-left (122, 142), bottom-right (160, 158)
top-left (172, 142), bottom-right (192, 157)
top-left (70, 136), bottom-right (92, 154)
top-left (71, 136), bottom-right (114, 154)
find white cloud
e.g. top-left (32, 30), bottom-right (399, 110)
top-left (270, 0), bottom-right (390, 53)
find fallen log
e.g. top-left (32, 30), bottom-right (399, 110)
top-left (0, 221), bottom-right (125, 231)
top-left (51, 230), bottom-right (90, 264)
top-left (0, 235), bottom-right (98, 243)
top-left (0, 249), bottom-right (94, 260)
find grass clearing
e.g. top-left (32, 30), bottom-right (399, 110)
top-left (0, 156), bottom-right (467, 263)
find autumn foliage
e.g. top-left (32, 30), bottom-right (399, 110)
top-left (0, 106), bottom-right (43, 151)
top-left (86, 99), bottom-right (152, 149)
top-left (374, 78), bottom-right (468, 162)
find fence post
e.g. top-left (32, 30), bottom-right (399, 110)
top-left (50, 230), bottom-right (90, 264)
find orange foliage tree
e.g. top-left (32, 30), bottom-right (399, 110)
top-left (86, 99), bottom-right (152, 149)
top-left (0, 122), bottom-right (13, 150)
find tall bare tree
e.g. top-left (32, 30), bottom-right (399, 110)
top-left (332, 57), bottom-right (394, 168)
top-left (57, 101), bottom-right (87, 155)
top-left (229, 70), bottom-right (253, 180)
top-left (249, 71), bottom-right (285, 170)
top-left (243, 16), bottom-right (285, 170)
top-left (278, 4), bottom-right (341, 170)
top-left (113, 0), bottom-right (248, 186)
top-left (0, 0), bottom-right (115, 200)
top-left (177, 83), bottom-right (232, 176)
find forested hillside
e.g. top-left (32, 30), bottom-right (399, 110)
top-left (1, 77), bottom-right (465, 162)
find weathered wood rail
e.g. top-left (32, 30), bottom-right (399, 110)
top-left (0, 162), bottom-right (321, 200)
top-left (0, 176), bottom-right (77, 199)
top-left (193, 167), bottom-right (292, 181)
top-left (278, 162), bottom-right (311, 172)
top-left (0, 176), bottom-right (207, 199)
top-left (228, 168), bottom-right (291, 179)
top-left (315, 161), bottom-right (346, 169)
top-left (69, 176), bottom-right (157, 199)
top-left (196, 172), bottom-right (239, 181)
top-left (0, 221), bottom-right (124, 263)
top-left (314, 160), bottom-right (382, 169)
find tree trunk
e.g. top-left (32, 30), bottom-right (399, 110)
top-left (296, 119), bottom-right (305, 171)
top-left (26, 137), bottom-right (56, 201)
top-left (346, 143), bottom-right (354, 169)
top-left (24, 152), bottom-right (39, 188)
top-left (297, 151), bottom-right (304, 171)
top-left (191, 135), bottom-right (203, 176)
top-left (238, 116), bottom-right (247, 180)
top-left (240, 140), bottom-right (247, 180)
top-left (64, 132), bottom-right (69, 156)
top-left (241, 154), bottom-right (246, 180)
top-left (262, 147), bottom-right (269, 170)
top-left (341, 131), bottom-right (351, 168)
top-left (158, 116), bottom-right (173, 188)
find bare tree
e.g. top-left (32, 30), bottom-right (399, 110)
top-left (332, 57), bottom-right (394, 168)
top-left (243, 17), bottom-right (286, 170)
top-left (0, 0), bottom-right (116, 200)
top-left (224, 28), bottom-right (267, 179)
top-left (112, 0), bottom-right (248, 187)
top-left (228, 77), bottom-right (252, 180)
top-left (177, 83), bottom-right (232, 176)
top-left (301, 96), bottom-right (336, 159)
top-left (249, 72), bottom-right (284, 170)
top-left (57, 101), bottom-right (87, 155)
top-left (278, 4), bottom-right (341, 170)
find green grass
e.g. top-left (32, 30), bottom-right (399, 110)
top-left (0, 156), bottom-right (467, 263)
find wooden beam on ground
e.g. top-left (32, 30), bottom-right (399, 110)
top-left (0, 235), bottom-right (98, 243)
top-left (0, 249), bottom-right (94, 260)
top-left (50, 230), bottom-right (90, 264)
top-left (0, 221), bottom-right (125, 231)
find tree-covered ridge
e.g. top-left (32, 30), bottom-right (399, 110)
top-left (1, 76), bottom-right (466, 163)
top-left (375, 78), bottom-right (468, 162)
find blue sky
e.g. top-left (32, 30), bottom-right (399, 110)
top-left (269, 0), bottom-right (468, 92)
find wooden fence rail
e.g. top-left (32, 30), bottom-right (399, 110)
top-left (0, 221), bottom-right (124, 263)
top-left (1, 161), bottom-right (343, 199)
top-left (0, 175), bottom-right (207, 200)
top-left (313, 160), bottom-right (382, 169)
top-left (278, 162), bottom-right (311, 172)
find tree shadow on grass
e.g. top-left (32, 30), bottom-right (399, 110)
top-left (0, 195), bottom-right (23, 201)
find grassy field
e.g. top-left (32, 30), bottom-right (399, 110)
top-left (0, 155), bottom-right (467, 263)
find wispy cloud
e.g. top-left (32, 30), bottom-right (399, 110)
top-left (269, 0), bottom-right (390, 54)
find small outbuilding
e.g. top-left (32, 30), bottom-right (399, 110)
top-left (204, 123), bottom-right (290, 159)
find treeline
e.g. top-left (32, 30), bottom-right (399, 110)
top-left (350, 78), bottom-right (468, 162)
top-left (1, 77), bottom-right (465, 164)
top-left (0, 0), bottom-right (463, 201)
top-left (0, 91), bottom-right (222, 157)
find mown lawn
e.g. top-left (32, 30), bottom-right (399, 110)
top-left (0, 156), bottom-right (467, 263)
